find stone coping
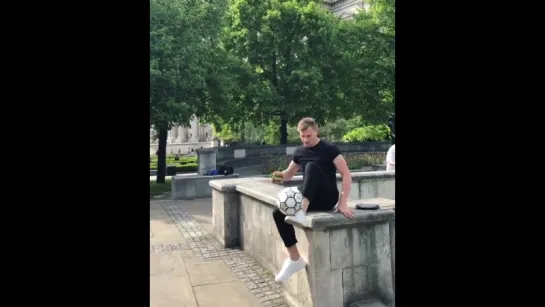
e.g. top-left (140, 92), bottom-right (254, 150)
top-left (289, 170), bottom-right (395, 183)
top-left (209, 176), bottom-right (395, 230)
top-left (209, 170), bottom-right (395, 192)
top-left (173, 173), bottom-right (239, 180)
top-left (196, 147), bottom-right (217, 153)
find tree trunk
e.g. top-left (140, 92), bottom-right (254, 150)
top-left (156, 127), bottom-right (168, 184)
top-left (240, 121), bottom-right (245, 143)
top-left (279, 116), bottom-right (288, 145)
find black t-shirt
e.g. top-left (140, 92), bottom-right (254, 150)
top-left (292, 140), bottom-right (342, 186)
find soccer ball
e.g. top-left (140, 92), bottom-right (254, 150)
top-left (276, 186), bottom-right (303, 216)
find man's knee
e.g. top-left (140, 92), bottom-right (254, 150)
top-left (304, 161), bottom-right (320, 176)
top-left (272, 208), bottom-right (285, 222)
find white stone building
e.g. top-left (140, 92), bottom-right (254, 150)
top-left (149, 115), bottom-right (216, 155)
top-left (324, 0), bottom-right (366, 19)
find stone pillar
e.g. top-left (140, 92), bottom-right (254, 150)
top-left (190, 116), bottom-right (199, 143)
top-left (170, 127), bottom-right (178, 143)
top-left (196, 148), bottom-right (217, 175)
top-left (211, 187), bottom-right (240, 248)
top-left (180, 127), bottom-right (187, 142)
top-left (176, 126), bottom-right (183, 143)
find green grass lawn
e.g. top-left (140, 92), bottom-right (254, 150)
top-left (150, 179), bottom-right (171, 199)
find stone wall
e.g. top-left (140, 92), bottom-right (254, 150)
top-left (210, 171), bottom-right (395, 307)
top-left (216, 141), bottom-right (391, 164)
top-left (172, 173), bottom-right (239, 200)
top-left (149, 141), bottom-right (214, 156)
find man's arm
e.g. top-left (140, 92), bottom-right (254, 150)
top-left (333, 154), bottom-right (352, 207)
top-left (281, 161), bottom-right (300, 181)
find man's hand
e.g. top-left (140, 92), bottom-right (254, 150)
top-left (271, 171), bottom-right (283, 184)
top-left (272, 171), bottom-right (283, 178)
top-left (337, 203), bottom-right (355, 219)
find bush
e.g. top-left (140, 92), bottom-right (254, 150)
top-left (258, 152), bottom-right (386, 174)
top-left (175, 163), bottom-right (198, 173)
top-left (342, 125), bottom-right (390, 142)
top-left (150, 155), bottom-right (197, 170)
top-left (344, 152), bottom-right (385, 169)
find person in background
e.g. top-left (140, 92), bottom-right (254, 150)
top-left (386, 144), bottom-right (395, 171)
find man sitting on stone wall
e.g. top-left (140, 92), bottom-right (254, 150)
top-left (271, 117), bottom-right (354, 282)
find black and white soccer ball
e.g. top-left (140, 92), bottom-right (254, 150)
top-left (276, 186), bottom-right (303, 216)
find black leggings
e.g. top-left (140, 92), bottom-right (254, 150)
top-left (273, 162), bottom-right (339, 248)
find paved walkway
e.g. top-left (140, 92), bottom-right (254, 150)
top-left (150, 198), bottom-right (288, 307)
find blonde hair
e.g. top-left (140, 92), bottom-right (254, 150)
top-left (297, 117), bottom-right (319, 132)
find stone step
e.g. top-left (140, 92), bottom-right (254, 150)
top-left (349, 298), bottom-right (388, 307)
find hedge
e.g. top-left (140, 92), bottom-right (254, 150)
top-left (258, 152), bottom-right (386, 174)
top-left (171, 163), bottom-right (198, 173)
top-left (150, 155), bottom-right (197, 170)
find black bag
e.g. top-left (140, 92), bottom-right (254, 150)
top-left (225, 166), bottom-right (234, 175)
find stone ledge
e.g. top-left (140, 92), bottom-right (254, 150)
top-left (287, 207), bottom-right (395, 230)
top-left (211, 176), bottom-right (395, 230)
top-left (195, 147), bottom-right (217, 153)
top-left (288, 170), bottom-right (395, 184)
top-left (208, 178), bottom-right (242, 192)
top-left (210, 174), bottom-right (395, 307)
top-left (235, 178), bottom-right (284, 207)
top-left (209, 170), bottom-right (395, 193)
top-left (172, 173), bottom-right (239, 200)
top-left (174, 173), bottom-right (239, 181)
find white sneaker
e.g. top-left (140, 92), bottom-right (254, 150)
top-left (275, 257), bottom-right (306, 282)
top-left (285, 210), bottom-right (306, 225)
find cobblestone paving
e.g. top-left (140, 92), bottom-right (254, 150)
top-left (150, 201), bottom-right (288, 307)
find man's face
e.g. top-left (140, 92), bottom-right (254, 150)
top-left (299, 126), bottom-right (318, 147)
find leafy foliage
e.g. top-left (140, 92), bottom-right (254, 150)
top-left (222, 0), bottom-right (346, 143)
top-left (149, 0), bottom-right (396, 169)
top-left (150, 0), bottom-right (228, 182)
top-left (336, 0), bottom-right (395, 124)
top-left (342, 124), bottom-right (390, 142)
top-left (150, 0), bottom-right (227, 130)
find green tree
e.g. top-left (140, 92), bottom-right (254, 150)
top-left (319, 118), bottom-right (349, 142)
top-left (213, 122), bottom-right (269, 145)
top-left (222, 0), bottom-right (346, 144)
top-left (150, 0), bottom-right (227, 183)
top-left (336, 0), bottom-right (395, 124)
top-left (211, 123), bottom-right (242, 144)
top-left (262, 121), bottom-right (300, 145)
